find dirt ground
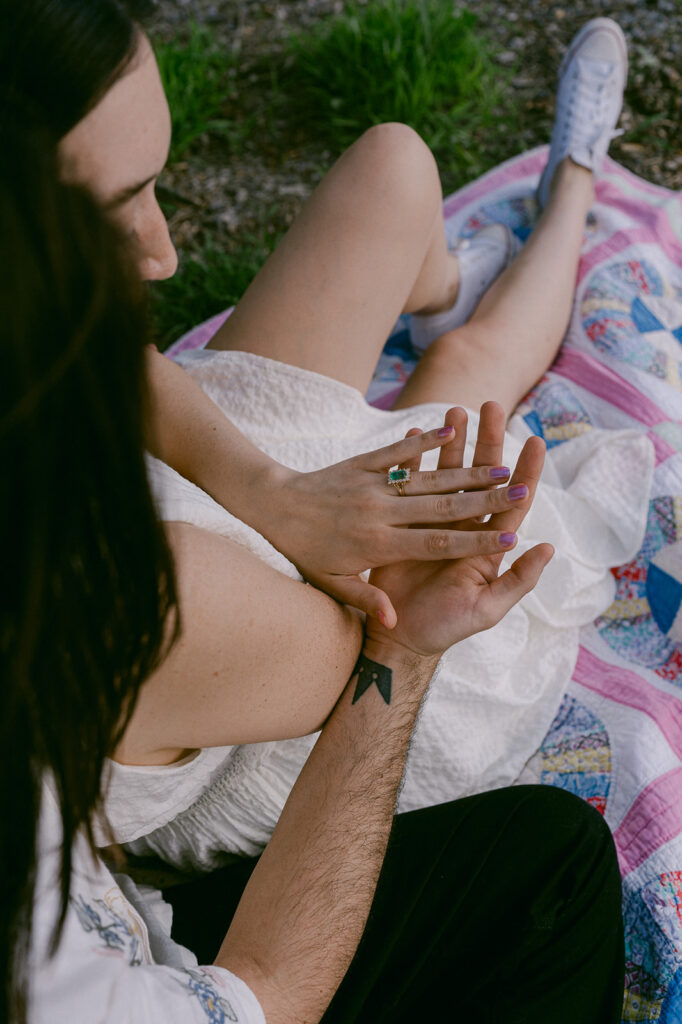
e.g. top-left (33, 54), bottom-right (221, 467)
top-left (151, 0), bottom-right (682, 265)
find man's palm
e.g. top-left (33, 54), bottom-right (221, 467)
top-left (366, 409), bottom-right (553, 659)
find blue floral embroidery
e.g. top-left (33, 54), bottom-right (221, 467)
top-left (73, 895), bottom-right (241, 1021)
top-left (177, 968), bottom-right (239, 1023)
top-left (71, 894), bottom-right (142, 965)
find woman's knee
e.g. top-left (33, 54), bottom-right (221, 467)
top-left (349, 122), bottom-right (442, 220)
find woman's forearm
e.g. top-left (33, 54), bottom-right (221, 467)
top-left (145, 347), bottom-right (289, 521)
top-left (214, 643), bottom-right (437, 1024)
top-left (144, 350), bottom-right (512, 627)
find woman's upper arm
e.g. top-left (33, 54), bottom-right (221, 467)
top-left (116, 523), bottom-right (363, 764)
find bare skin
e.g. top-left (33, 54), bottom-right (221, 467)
top-left (117, 138), bottom-right (595, 768)
top-left (206, 122), bottom-right (461, 391)
top-left (58, 36), bottom-right (594, 767)
top-left (116, 402), bottom-right (538, 766)
top-left (208, 124), bottom-right (593, 418)
top-left (396, 157), bottom-right (594, 412)
top-left (60, 34), bottom-right (178, 281)
top-left (117, 136), bottom-right (591, 766)
top-left (58, 36), bottom-right (510, 624)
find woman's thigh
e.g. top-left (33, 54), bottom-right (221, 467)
top-left (206, 123), bottom-right (446, 396)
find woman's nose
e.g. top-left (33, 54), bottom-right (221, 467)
top-left (135, 200), bottom-right (178, 281)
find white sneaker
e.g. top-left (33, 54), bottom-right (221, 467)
top-left (409, 223), bottom-right (521, 354)
top-left (537, 17), bottom-right (628, 209)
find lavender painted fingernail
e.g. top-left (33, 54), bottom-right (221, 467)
top-left (489, 466), bottom-right (510, 480)
top-left (437, 426), bottom-right (454, 437)
top-left (508, 485), bottom-right (528, 501)
top-left (499, 532), bottom-right (517, 547)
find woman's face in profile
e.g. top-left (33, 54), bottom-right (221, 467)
top-left (59, 33), bottom-right (178, 282)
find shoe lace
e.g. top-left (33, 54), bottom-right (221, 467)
top-left (561, 60), bottom-right (623, 152)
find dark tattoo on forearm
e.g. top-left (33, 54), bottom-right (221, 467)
top-left (352, 654), bottom-right (392, 705)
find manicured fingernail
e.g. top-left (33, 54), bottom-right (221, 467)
top-left (377, 610), bottom-right (388, 626)
top-left (508, 485), bottom-right (528, 501)
top-left (499, 532), bottom-right (517, 547)
top-left (489, 466), bottom-right (510, 480)
top-left (437, 426), bottom-right (454, 437)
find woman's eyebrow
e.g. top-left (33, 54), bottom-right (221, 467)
top-left (107, 173), bottom-right (157, 208)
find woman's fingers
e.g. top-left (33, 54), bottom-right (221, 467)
top-left (385, 525), bottom-right (520, 562)
top-left (392, 464), bottom-right (511, 496)
top-left (467, 401), bottom-right (507, 523)
top-left (387, 483), bottom-right (529, 525)
top-left (486, 435), bottom-right (546, 535)
top-left (398, 427), bottom-right (509, 497)
top-left (472, 401), bottom-right (506, 469)
top-left (361, 423), bottom-right (458, 471)
top-left (437, 407), bottom-right (468, 471)
top-left (316, 573), bottom-right (398, 629)
top-left (400, 428), bottom-right (424, 476)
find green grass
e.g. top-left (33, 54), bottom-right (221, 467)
top-left (151, 227), bottom-right (284, 350)
top-left (282, 0), bottom-right (511, 184)
top-left (151, 21), bottom-right (270, 346)
top-left (155, 22), bottom-right (241, 160)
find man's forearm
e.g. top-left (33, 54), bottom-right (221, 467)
top-left (214, 644), bottom-right (437, 1024)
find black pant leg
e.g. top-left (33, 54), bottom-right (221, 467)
top-left (166, 854), bottom-right (257, 965)
top-left (323, 786), bottom-right (624, 1024)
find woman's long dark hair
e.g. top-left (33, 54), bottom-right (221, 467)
top-left (0, 125), bottom-right (178, 1022)
top-left (0, 0), bottom-right (156, 138)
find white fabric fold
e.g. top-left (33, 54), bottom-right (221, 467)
top-left (102, 349), bottom-right (653, 869)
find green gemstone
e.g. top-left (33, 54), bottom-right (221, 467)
top-left (388, 468), bottom-right (410, 482)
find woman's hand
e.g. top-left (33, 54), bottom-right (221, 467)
top-left (363, 403), bottom-right (553, 657)
top-left (145, 352), bottom-right (534, 624)
top-left (262, 409), bottom-right (537, 623)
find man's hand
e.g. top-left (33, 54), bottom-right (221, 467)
top-left (365, 402), bottom-right (554, 658)
top-left (261, 416), bottom-right (540, 625)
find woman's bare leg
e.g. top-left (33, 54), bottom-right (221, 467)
top-left (207, 123), bottom-right (461, 394)
top-left (394, 158), bottom-right (595, 416)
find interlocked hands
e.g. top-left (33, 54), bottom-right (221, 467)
top-left (266, 403), bottom-right (550, 625)
top-left (364, 402), bottom-right (553, 661)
